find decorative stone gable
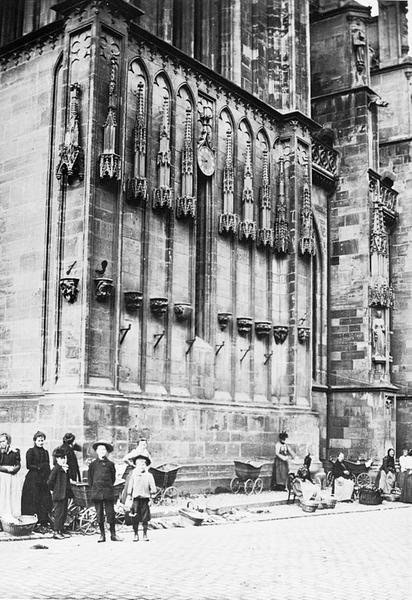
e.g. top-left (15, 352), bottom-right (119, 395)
top-left (56, 83), bottom-right (84, 184)
top-left (127, 80), bottom-right (148, 204)
top-left (299, 162), bottom-right (315, 256)
top-left (153, 94), bottom-right (173, 210)
top-left (99, 56), bottom-right (122, 180)
top-left (273, 155), bottom-right (290, 254)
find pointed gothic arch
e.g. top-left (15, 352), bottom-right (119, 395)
top-left (311, 214), bottom-right (325, 382)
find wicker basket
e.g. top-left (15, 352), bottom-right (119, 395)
top-left (178, 508), bottom-right (204, 527)
top-left (0, 515), bottom-right (37, 536)
top-left (71, 481), bottom-right (124, 508)
top-left (359, 487), bottom-right (382, 505)
top-left (382, 492), bottom-right (400, 502)
top-left (320, 498), bottom-right (337, 510)
top-left (300, 500), bottom-right (318, 513)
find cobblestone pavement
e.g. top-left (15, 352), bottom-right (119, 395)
top-left (2, 504), bottom-right (411, 600)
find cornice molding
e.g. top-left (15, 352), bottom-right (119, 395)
top-left (0, 21), bottom-right (64, 71)
top-left (311, 84), bottom-right (376, 103)
top-left (371, 59), bottom-right (412, 76)
top-left (330, 384), bottom-right (398, 393)
top-left (52, 0), bottom-right (143, 20)
top-left (310, 4), bottom-right (371, 24)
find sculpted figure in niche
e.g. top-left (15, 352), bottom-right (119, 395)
top-left (352, 29), bottom-right (366, 73)
top-left (372, 309), bottom-right (386, 359)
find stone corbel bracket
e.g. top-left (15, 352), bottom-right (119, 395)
top-left (237, 317), bottom-right (253, 337)
top-left (59, 277), bottom-right (80, 303)
top-left (273, 326), bottom-right (288, 345)
top-left (150, 297), bottom-right (168, 316)
top-left (124, 291), bottom-right (143, 312)
top-left (94, 277), bottom-right (114, 302)
top-left (297, 326), bottom-right (310, 343)
top-left (174, 302), bottom-right (193, 322)
top-left (217, 312), bottom-right (232, 331)
top-left (255, 321), bottom-right (272, 337)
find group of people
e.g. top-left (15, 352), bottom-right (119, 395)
top-left (0, 431), bottom-right (157, 542)
top-left (0, 430), bottom-right (83, 536)
top-left (270, 431), bottom-right (412, 503)
top-left (2, 428), bottom-right (412, 540)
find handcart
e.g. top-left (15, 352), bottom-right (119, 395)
top-left (230, 460), bottom-right (265, 495)
top-left (67, 480), bottom-right (125, 535)
top-left (150, 463), bottom-right (180, 505)
top-left (326, 458), bottom-right (373, 488)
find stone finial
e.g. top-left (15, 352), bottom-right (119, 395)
top-left (99, 57), bottom-right (121, 180)
top-left (56, 83), bottom-right (84, 184)
top-left (177, 108), bottom-right (196, 220)
top-left (153, 95), bottom-right (173, 210)
top-left (274, 156), bottom-right (290, 254)
top-left (126, 81), bottom-right (147, 205)
top-left (299, 162), bottom-right (315, 256)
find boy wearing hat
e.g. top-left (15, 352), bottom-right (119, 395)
top-left (47, 447), bottom-right (71, 540)
top-left (88, 440), bottom-right (122, 543)
top-left (126, 452), bottom-right (156, 542)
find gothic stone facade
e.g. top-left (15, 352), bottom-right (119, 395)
top-left (0, 0), bottom-right (408, 488)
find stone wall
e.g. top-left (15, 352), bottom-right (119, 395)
top-left (311, 3), bottom-right (397, 459)
top-left (139, 0), bottom-right (310, 114)
top-left (372, 64), bottom-right (412, 397)
top-left (0, 36), bottom-right (63, 394)
top-left (396, 397), bottom-right (412, 454)
top-left (0, 0), bottom-right (329, 492)
top-left (370, 4), bottom-right (412, 448)
top-left (328, 390), bottom-right (395, 459)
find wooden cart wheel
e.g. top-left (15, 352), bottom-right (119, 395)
top-left (357, 472), bottom-right (371, 487)
top-left (66, 500), bottom-right (81, 531)
top-left (230, 477), bottom-right (241, 494)
top-left (152, 487), bottom-right (163, 504)
top-left (350, 473), bottom-right (357, 484)
top-left (164, 486), bottom-right (179, 504)
top-left (244, 479), bottom-right (254, 495)
top-left (114, 501), bottom-right (126, 526)
top-left (326, 471), bottom-right (334, 487)
top-left (78, 507), bottom-right (98, 536)
top-left (253, 478), bottom-right (263, 495)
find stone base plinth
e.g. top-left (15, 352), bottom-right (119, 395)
top-left (0, 391), bottom-right (321, 492)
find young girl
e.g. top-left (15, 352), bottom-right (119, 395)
top-left (126, 453), bottom-right (156, 542)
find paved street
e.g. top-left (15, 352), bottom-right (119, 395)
top-left (1, 504), bottom-right (412, 600)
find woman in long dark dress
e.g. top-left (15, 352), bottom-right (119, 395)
top-left (21, 431), bottom-right (52, 529)
top-left (271, 431), bottom-right (294, 491)
top-left (375, 448), bottom-right (396, 493)
top-left (400, 449), bottom-right (412, 504)
top-left (332, 452), bottom-right (354, 501)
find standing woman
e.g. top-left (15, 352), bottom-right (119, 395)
top-left (400, 449), bottom-right (412, 504)
top-left (397, 448), bottom-right (409, 490)
top-left (0, 433), bottom-right (21, 517)
top-left (21, 431), bottom-right (52, 530)
top-left (271, 431), bottom-right (294, 491)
